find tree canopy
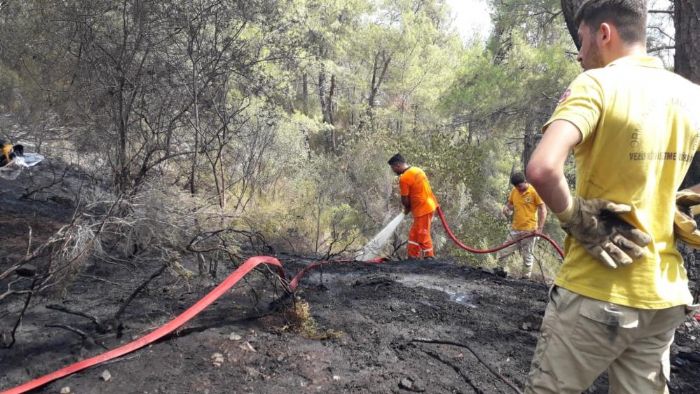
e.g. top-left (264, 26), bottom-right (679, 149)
top-left (0, 0), bottom-right (693, 271)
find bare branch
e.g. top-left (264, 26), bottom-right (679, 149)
top-left (45, 324), bottom-right (108, 349)
top-left (25, 225), bottom-right (33, 258)
top-left (113, 263), bottom-right (168, 326)
top-left (46, 304), bottom-right (108, 332)
top-left (3, 279), bottom-right (36, 348)
top-left (20, 166), bottom-right (70, 200)
top-left (0, 278), bottom-right (32, 302)
top-left (411, 338), bottom-right (523, 394)
top-left (78, 274), bottom-right (126, 288)
top-left (648, 45), bottom-right (676, 53)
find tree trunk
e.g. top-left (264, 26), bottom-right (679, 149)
top-left (675, 0), bottom-right (700, 303)
top-left (318, 65), bottom-right (336, 150)
top-left (522, 125), bottom-right (536, 170)
top-left (116, 78), bottom-right (129, 193)
top-left (318, 72), bottom-right (335, 127)
top-left (218, 146), bottom-right (226, 209)
top-left (328, 74), bottom-right (336, 149)
top-left (675, 0), bottom-right (700, 187)
top-left (328, 74), bottom-right (335, 125)
top-left (318, 66), bottom-right (330, 124)
top-left (189, 67), bottom-right (199, 195)
top-left (560, 0), bottom-right (586, 50)
top-left (302, 72), bottom-right (309, 115)
top-left (367, 50), bottom-right (391, 114)
top-left (674, 0), bottom-right (700, 83)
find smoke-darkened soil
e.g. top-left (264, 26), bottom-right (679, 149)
top-left (2, 178), bottom-right (700, 394)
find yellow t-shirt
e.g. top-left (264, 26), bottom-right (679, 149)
top-left (544, 55), bottom-right (700, 309)
top-left (508, 184), bottom-right (543, 231)
top-left (399, 166), bottom-right (438, 217)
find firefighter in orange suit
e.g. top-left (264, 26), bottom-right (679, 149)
top-left (0, 140), bottom-right (21, 167)
top-left (388, 154), bottom-right (438, 259)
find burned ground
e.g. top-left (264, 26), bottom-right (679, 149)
top-left (2, 177), bottom-right (700, 393)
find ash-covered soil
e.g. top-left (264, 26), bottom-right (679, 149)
top-left (2, 172), bottom-right (700, 393)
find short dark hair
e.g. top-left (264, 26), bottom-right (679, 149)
top-left (574, 0), bottom-right (647, 45)
top-left (387, 153), bottom-right (405, 165)
top-left (510, 172), bottom-right (526, 186)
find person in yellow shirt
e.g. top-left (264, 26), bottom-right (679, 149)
top-left (524, 0), bottom-right (700, 392)
top-left (497, 172), bottom-right (547, 279)
top-left (388, 154), bottom-right (438, 259)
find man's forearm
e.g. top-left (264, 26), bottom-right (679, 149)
top-left (502, 203), bottom-right (513, 216)
top-left (535, 175), bottom-right (572, 215)
top-left (527, 165), bottom-right (573, 216)
top-left (401, 196), bottom-right (411, 214)
top-left (537, 205), bottom-right (547, 230)
top-left (526, 120), bottom-right (581, 216)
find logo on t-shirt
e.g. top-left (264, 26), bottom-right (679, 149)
top-left (557, 89), bottom-right (572, 105)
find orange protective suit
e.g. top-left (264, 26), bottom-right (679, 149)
top-left (399, 166), bottom-right (437, 258)
top-left (407, 212), bottom-right (434, 258)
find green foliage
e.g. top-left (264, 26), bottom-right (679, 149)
top-left (1, 0), bottom-right (583, 264)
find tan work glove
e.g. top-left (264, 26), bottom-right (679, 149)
top-left (675, 189), bottom-right (700, 248)
top-left (556, 197), bottom-right (651, 268)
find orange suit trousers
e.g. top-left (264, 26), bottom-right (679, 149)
top-left (407, 212), bottom-right (434, 258)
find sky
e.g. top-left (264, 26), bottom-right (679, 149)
top-left (444, 0), bottom-right (674, 65)
top-left (445, 0), bottom-right (492, 42)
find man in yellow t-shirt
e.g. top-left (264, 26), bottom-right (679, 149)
top-left (524, 1), bottom-right (700, 392)
top-left (388, 153), bottom-right (438, 259)
top-left (497, 172), bottom-right (547, 278)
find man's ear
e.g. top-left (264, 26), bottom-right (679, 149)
top-left (598, 22), bottom-right (612, 45)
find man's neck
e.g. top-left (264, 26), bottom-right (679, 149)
top-left (605, 44), bottom-right (647, 65)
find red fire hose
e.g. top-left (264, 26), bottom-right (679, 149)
top-left (2, 209), bottom-right (564, 393)
top-left (1, 257), bottom-right (286, 394)
top-left (436, 206), bottom-right (565, 259)
top-left (288, 258), bottom-right (384, 289)
top-left (1, 256), bottom-right (391, 394)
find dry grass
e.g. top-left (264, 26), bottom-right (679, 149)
top-left (284, 297), bottom-right (343, 340)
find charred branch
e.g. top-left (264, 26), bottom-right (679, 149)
top-left (411, 338), bottom-right (524, 394)
top-left (2, 279), bottom-right (36, 348)
top-left (46, 324), bottom-right (108, 349)
top-left (113, 263), bottom-right (168, 332)
top-left (20, 166), bottom-right (71, 200)
top-left (46, 304), bottom-right (111, 333)
top-left (0, 278), bottom-right (32, 302)
top-left (417, 346), bottom-right (482, 393)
